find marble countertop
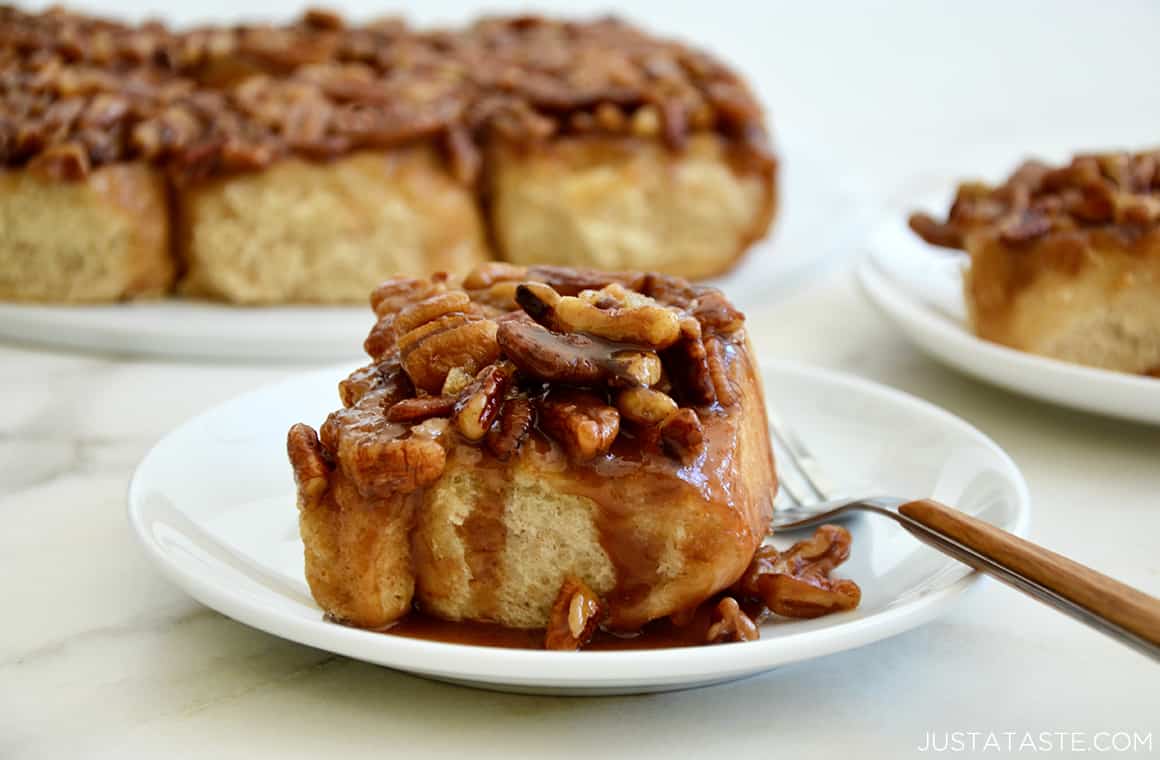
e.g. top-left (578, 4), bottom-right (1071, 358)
top-left (3, 1), bottom-right (1159, 758)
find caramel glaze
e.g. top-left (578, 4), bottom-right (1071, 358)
top-left (383, 595), bottom-right (767, 650)
top-left (289, 269), bottom-right (777, 642)
top-left (404, 333), bottom-right (772, 633)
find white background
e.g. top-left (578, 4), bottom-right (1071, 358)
top-left (2, 1), bottom-right (1159, 758)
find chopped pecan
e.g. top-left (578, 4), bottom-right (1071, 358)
top-left (997, 210), bottom-right (1053, 244)
top-left (612, 350), bottom-right (662, 387)
top-left (386, 395), bottom-right (456, 423)
top-left (337, 359), bottom-right (412, 408)
top-left (496, 316), bottom-right (661, 388)
top-left (287, 423), bottom-right (330, 505)
top-left (466, 281), bottom-right (521, 312)
top-left (737, 526), bottom-right (862, 619)
top-left (545, 576), bottom-right (603, 651)
top-left (453, 363), bottom-right (514, 441)
top-left (913, 149), bottom-right (1160, 248)
top-left (460, 262), bottom-right (528, 290)
top-left (440, 366), bottom-right (475, 397)
top-left (705, 597), bottom-right (759, 643)
top-left (486, 397), bottom-right (534, 460)
top-left (515, 282), bottom-right (681, 348)
top-left (539, 389), bottom-right (620, 461)
top-left (691, 290), bottom-right (745, 335)
top-left (524, 266), bottom-right (645, 296)
top-left (659, 408), bottom-right (704, 463)
top-left (616, 386), bottom-right (677, 425)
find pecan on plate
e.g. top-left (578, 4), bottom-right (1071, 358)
top-left (705, 597), bottom-right (759, 643)
top-left (737, 525), bottom-right (861, 619)
top-left (545, 576), bottom-right (604, 651)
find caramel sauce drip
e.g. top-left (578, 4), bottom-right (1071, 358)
top-left (385, 596), bottom-right (764, 650)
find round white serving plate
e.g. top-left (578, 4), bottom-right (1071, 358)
top-left (0, 130), bottom-right (866, 362)
top-left (859, 195), bottom-right (1160, 426)
top-left (128, 359), bottom-right (1029, 695)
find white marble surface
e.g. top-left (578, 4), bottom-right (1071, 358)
top-left (3, 1), bottom-right (1160, 758)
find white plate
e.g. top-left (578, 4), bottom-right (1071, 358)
top-left (127, 359), bottom-right (1029, 695)
top-left (0, 131), bottom-right (867, 362)
top-left (859, 196), bottom-right (1160, 425)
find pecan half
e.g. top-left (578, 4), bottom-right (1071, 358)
top-left (705, 597), bottom-right (759, 643)
top-left (332, 426), bottom-right (447, 498)
top-left (704, 336), bottom-right (738, 406)
top-left (539, 389), bottom-right (620, 461)
top-left (287, 423), bottom-right (330, 506)
top-left (392, 291), bottom-right (474, 337)
top-left (369, 275), bottom-right (445, 318)
top-left (545, 576), bottom-right (603, 651)
top-left (486, 397), bottom-right (534, 460)
top-left (385, 395), bottom-right (456, 423)
top-left (661, 334), bottom-right (716, 407)
top-left (397, 315), bottom-right (501, 394)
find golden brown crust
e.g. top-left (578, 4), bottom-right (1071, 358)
top-left (176, 146), bottom-right (489, 304)
top-left (0, 8), bottom-right (777, 303)
top-left (0, 162), bottom-right (172, 302)
top-left (288, 264), bottom-right (776, 631)
top-left (488, 134), bottom-right (776, 279)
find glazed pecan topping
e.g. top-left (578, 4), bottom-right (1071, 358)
top-left (293, 264), bottom-right (747, 496)
top-left (910, 149), bottom-right (1160, 249)
top-left (735, 526), bottom-right (862, 619)
top-left (0, 7), bottom-right (772, 181)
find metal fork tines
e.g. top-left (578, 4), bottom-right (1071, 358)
top-left (764, 405), bottom-right (1160, 663)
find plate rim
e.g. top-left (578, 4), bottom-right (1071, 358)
top-left (127, 359), bottom-right (1031, 689)
top-left (856, 221), bottom-right (1160, 425)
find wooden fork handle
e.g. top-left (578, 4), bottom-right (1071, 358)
top-left (899, 499), bottom-right (1160, 647)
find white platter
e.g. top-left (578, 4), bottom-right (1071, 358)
top-left (128, 359), bottom-right (1029, 695)
top-left (0, 131), bottom-right (867, 362)
top-left (859, 197), bottom-right (1160, 425)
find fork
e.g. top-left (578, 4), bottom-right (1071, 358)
top-left (766, 406), bottom-right (1160, 662)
